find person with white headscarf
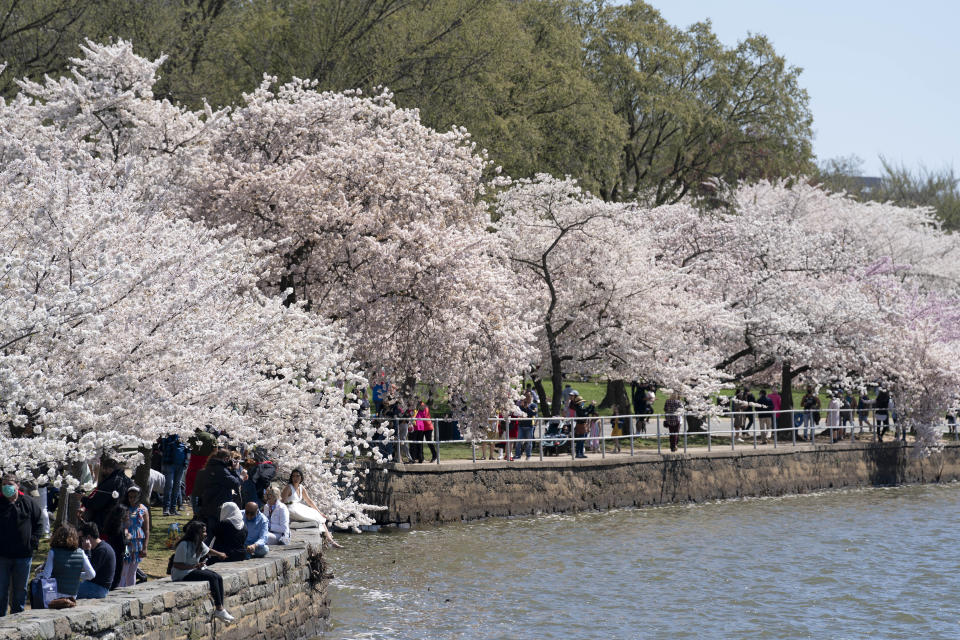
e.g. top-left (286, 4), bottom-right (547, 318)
top-left (209, 502), bottom-right (247, 563)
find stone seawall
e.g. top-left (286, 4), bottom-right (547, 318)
top-left (362, 442), bottom-right (960, 525)
top-left (0, 530), bottom-right (329, 640)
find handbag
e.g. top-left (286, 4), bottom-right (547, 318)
top-left (29, 577), bottom-right (57, 609)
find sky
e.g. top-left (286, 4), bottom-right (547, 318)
top-left (650, 0), bottom-right (959, 176)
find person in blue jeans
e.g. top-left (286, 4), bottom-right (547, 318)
top-left (513, 392), bottom-right (538, 460)
top-left (161, 434), bottom-right (189, 516)
top-left (76, 522), bottom-right (116, 599)
top-left (0, 474), bottom-right (41, 616)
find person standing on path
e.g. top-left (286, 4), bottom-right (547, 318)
top-left (826, 392), bottom-right (843, 442)
top-left (411, 399), bottom-right (437, 464)
top-left (196, 450), bottom-right (242, 540)
top-left (514, 392), bottom-right (538, 460)
top-left (119, 486), bottom-right (149, 587)
top-left (768, 388), bottom-right (783, 440)
top-left (801, 386), bottom-right (819, 441)
top-left (0, 475), bottom-right (41, 616)
top-left (80, 458), bottom-right (131, 531)
top-left (185, 427), bottom-right (217, 511)
top-left (664, 391), bottom-right (683, 452)
top-left (757, 390), bottom-right (773, 444)
top-left (160, 433), bottom-right (189, 516)
top-left (874, 389), bottom-right (891, 441)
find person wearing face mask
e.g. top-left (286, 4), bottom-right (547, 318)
top-left (0, 474), bottom-right (42, 616)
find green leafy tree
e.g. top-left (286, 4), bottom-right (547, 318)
top-left (583, 0), bottom-right (814, 204)
top-left (817, 155), bottom-right (960, 231)
top-left (212, 0), bottom-right (622, 191)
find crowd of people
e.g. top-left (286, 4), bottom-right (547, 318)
top-left (369, 378), bottom-right (954, 460)
top-left (729, 386), bottom-right (905, 444)
top-left (0, 435), bottom-right (344, 621)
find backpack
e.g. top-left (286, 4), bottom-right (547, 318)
top-left (164, 522), bottom-right (182, 549)
top-left (252, 462), bottom-right (277, 500)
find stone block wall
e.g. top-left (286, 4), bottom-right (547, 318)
top-left (0, 530), bottom-right (329, 640)
top-left (362, 442), bottom-right (960, 525)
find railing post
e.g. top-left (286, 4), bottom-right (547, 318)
top-left (395, 417), bottom-right (401, 464)
top-left (656, 414), bottom-right (661, 455)
top-left (571, 418), bottom-right (576, 460)
top-left (731, 411), bottom-right (736, 451)
top-left (435, 419), bottom-right (440, 464)
top-left (683, 414), bottom-right (688, 454)
top-left (505, 418), bottom-right (511, 461)
top-left (539, 417), bottom-right (544, 461)
top-left (791, 409), bottom-right (796, 447)
top-left (629, 414), bottom-right (635, 457)
top-left (707, 414), bottom-right (712, 452)
top-left (752, 410), bottom-right (758, 449)
top-left (601, 417), bottom-right (606, 459)
top-left (773, 412), bottom-right (778, 449)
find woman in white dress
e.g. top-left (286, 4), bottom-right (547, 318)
top-left (280, 469), bottom-right (343, 548)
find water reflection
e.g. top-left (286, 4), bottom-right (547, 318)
top-left (325, 484), bottom-right (960, 639)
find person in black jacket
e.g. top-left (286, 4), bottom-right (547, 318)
top-left (208, 503), bottom-right (247, 564)
top-left (0, 474), bottom-right (42, 616)
top-left (80, 458), bottom-right (132, 530)
top-left (77, 522), bottom-right (116, 599)
top-left (196, 450), bottom-right (242, 540)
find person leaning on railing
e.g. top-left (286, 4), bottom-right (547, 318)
top-left (569, 390), bottom-right (593, 458)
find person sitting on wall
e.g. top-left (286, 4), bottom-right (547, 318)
top-left (209, 502), bottom-right (248, 563)
top-left (262, 487), bottom-right (290, 545)
top-left (38, 524), bottom-right (96, 607)
top-left (76, 522), bottom-right (115, 599)
top-left (170, 520), bottom-right (233, 623)
top-left (242, 502), bottom-right (269, 558)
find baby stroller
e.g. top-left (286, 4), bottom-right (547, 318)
top-left (542, 419), bottom-right (571, 456)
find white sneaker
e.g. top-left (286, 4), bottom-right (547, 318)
top-left (496, 452), bottom-right (503, 460)
top-left (214, 609), bottom-right (235, 623)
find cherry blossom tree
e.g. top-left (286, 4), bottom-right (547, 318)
top-left (180, 77), bottom-right (535, 433)
top-left (494, 174), bottom-right (727, 415)
top-left (0, 43), bottom-right (389, 526)
top-left (651, 180), bottom-right (960, 444)
top-left (1, 40), bottom-right (535, 442)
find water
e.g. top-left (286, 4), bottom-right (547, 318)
top-left (325, 484), bottom-right (960, 639)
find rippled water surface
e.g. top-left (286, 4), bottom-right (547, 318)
top-left (324, 484), bottom-right (960, 639)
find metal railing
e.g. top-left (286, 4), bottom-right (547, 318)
top-left (370, 408), bottom-right (959, 464)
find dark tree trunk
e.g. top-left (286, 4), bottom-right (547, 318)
top-left (532, 375), bottom-right (551, 417)
top-left (779, 362), bottom-right (795, 431)
top-left (599, 379), bottom-right (630, 414)
top-left (134, 445), bottom-right (153, 513)
top-left (550, 361), bottom-right (564, 419)
top-left (55, 460), bottom-right (86, 528)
